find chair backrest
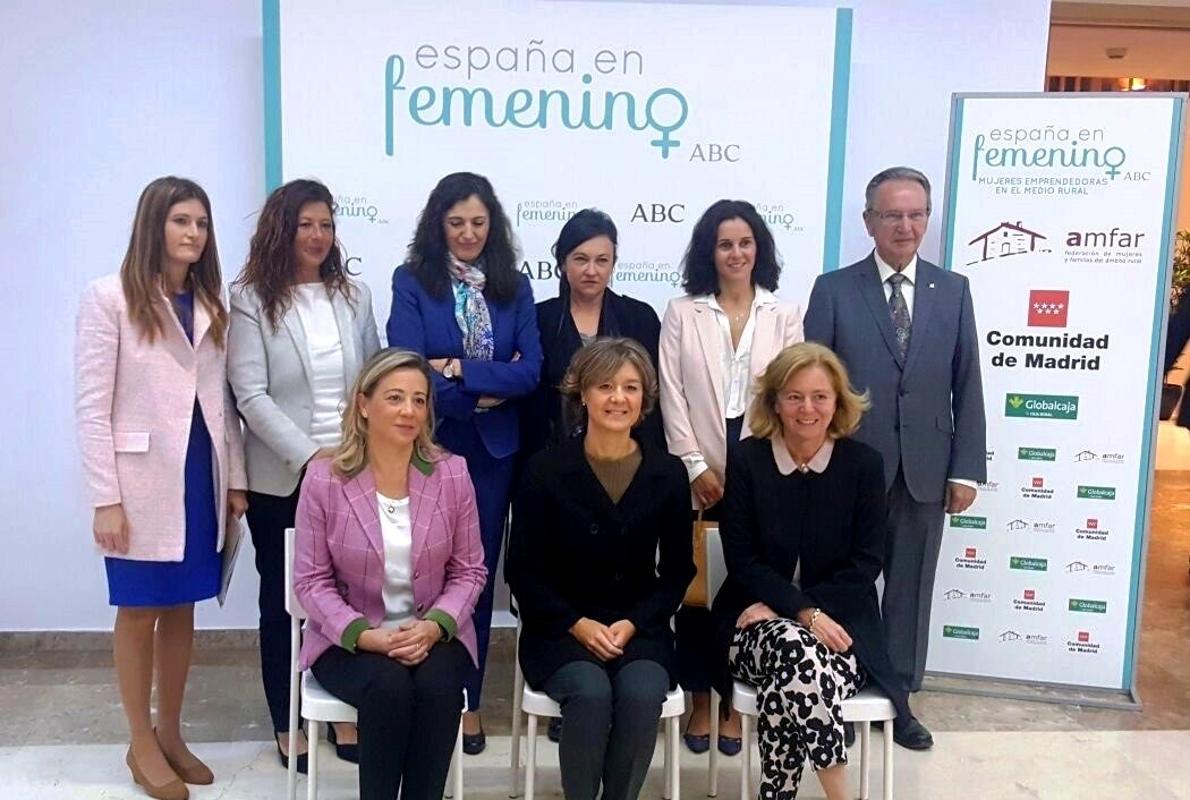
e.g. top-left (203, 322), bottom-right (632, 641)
top-left (705, 526), bottom-right (728, 604)
top-left (283, 526), bottom-right (309, 621)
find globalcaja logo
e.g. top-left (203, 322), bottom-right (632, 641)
top-left (966, 221), bottom-right (1049, 266)
top-left (335, 193), bottom-right (390, 225)
top-left (1067, 630), bottom-right (1101, 655)
top-left (385, 42), bottom-right (690, 159)
top-left (1077, 485), bottom-right (1117, 500)
top-left (949, 515), bottom-right (987, 530)
top-left (1069, 598), bottom-right (1108, 614)
top-left (1018, 446), bottom-right (1057, 462)
top-left (1005, 393), bottom-right (1079, 420)
top-left (954, 547), bottom-right (987, 571)
top-left (1010, 556), bottom-right (1048, 572)
top-left (1075, 518), bottom-right (1110, 542)
top-left (943, 625), bottom-right (980, 641)
top-left (1012, 588), bottom-right (1046, 613)
top-left (1027, 290), bottom-right (1069, 328)
top-left (1019, 476), bottom-right (1054, 501)
top-left (515, 199), bottom-right (578, 227)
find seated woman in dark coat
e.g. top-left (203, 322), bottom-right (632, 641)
top-left (508, 337), bottom-right (694, 800)
top-left (711, 342), bottom-right (914, 800)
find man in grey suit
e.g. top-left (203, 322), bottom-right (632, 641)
top-left (803, 167), bottom-right (986, 750)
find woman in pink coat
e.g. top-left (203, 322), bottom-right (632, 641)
top-left (75, 176), bottom-right (248, 800)
top-left (294, 348), bottom-right (487, 800)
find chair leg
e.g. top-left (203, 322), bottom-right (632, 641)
top-left (288, 627), bottom-right (301, 800)
top-left (510, 666), bottom-right (524, 797)
top-left (882, 720), bottom-right (894, 800)
top-left (525, 713), bottom-right (538, 800)
top-left (739, 714), bottom-right (750, 800)
top-left (669, 716), bottom-right (681, 800)
top-left (708, 690), bottom-right (719, 798)
top-left (859, 721), bottom-right (871, 800)
top-left (664, 719), bottom-right (673, 800)
top-left (306, 719), bottom-right (321, 800)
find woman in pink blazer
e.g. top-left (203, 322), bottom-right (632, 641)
top-left (659, 199), bottom-right (803, 756)
top-left (74, 176), bottom-right (248, 800)
top-left (294, 348), bottom-right (487, 800)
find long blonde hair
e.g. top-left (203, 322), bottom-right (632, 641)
top-left (120, 176), bottom-right (228, 347)
top-left (332, 348), bottom-right (443, 478)
top-left (749, 342), bottom-right (871, 439)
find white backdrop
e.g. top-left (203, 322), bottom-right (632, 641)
top-left (0, 0), bottom-right (1052, 631)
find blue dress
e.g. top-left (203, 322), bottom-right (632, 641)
top-left (105, 291), bottom-right (221, 606)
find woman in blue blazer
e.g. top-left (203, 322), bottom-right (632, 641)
top-left (387, 171), bottom-right (542, 753)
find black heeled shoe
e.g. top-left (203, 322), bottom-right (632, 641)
top-left (276, 733), bottom-right (308, 774)
top-left (462, 727), bottom-right (486, 755)
top-left (327, 723), bottom-right (360, 763)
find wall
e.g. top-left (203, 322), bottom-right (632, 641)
top-left (1047, 24), bottom-right (1190, 230)
top-left (0, 0), bottom-right (1052, 631)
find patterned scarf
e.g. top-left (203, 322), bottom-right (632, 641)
top-left (447, 254), bottom-right (495, 360)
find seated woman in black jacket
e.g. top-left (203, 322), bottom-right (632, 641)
top-left (508, 337), bottom-right (694, 800)
top-left (522, 209), bottom-right (664, 457)
top-left (712, 342), bottom-right (914, 800)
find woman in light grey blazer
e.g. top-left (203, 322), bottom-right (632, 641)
top-left (227, 179), bottom-right (380, 771)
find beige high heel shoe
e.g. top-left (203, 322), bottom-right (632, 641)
top-left (125, 747), bottom-right (189, 800)
top-left (156, 729), bottom-right (214, 785)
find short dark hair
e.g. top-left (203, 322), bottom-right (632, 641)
top-left (553, 208), bottom-right (618, 295)
top-left (406, 172), bottom-right (520, 303)
top-left (680, 199), bottom-right (781, 296)
top-left (864, 167), bottom-right (932, 214)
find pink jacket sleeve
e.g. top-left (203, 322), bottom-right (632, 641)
top-left (431, 458), bottom-right (487, 627)
top-left (75, 281), bottom-right (122, 508)
top-left (293, 462), bottom-right (365, 646)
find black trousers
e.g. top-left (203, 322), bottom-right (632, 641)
top-left (245, 488), bottom-right (300, 733)
top-left (312, 639), bottom-right (469, 800)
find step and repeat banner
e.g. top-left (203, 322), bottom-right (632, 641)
top-left (931, 93), bottom-right (1186, 691)
top-left (263, 0), bottom-right (851, 323)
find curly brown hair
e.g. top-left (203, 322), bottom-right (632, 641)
top-left (234, 179), bottom-right (356, 330)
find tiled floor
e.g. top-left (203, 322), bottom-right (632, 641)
top-left (3, 468), bottom-right (1189, 798)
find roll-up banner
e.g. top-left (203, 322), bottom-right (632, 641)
top-left (932, 93), bottom-right (1186, 700)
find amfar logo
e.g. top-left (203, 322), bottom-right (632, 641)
top-left (1075, 449), bottom-right (1126, 464)
top-left (629, 203), bottom-right (685, 224)
top-left (1005, 393), bottom-right (1079, 420)
top-left (942, 588), bottom-right (991, 604)
top-left (1028, 290), bottom-right (1069, 328)
top-left (966, 221), bottom-right (1049, 265)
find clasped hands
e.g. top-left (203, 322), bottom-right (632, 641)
top-left (358, 620), bottom-right (442, 665)
top-left (735, 601), bottom-right (853, 653)
top-left (569, 617), bottom-right (636, 661)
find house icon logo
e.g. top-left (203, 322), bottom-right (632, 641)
top-left (999, 630), bottom-right (1022, 642)
top-left (1075, 450), bottom-right (1098, 462)
top-left (1066, 560), bottom-right (1089, 573)
top-left (1006, 519), bottom-right (1028, 531)
top-left (943, 589), bottom-right (966, 600)
top-left (967, 221), bottom-right (1049, 265)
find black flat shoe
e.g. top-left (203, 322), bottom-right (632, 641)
top-left (844, 721), bottom-right (856, 748)
top-left (682, 732), bottom-right (710, 754)
top-left (462, 728), bottom-right (486, 755)
top-left (327, 723), bottom-right (360, 763)
top-left (547, 718), bottom-right (562, 744)
top-left (716, 734), bottom-right (742, 756)
top-left (276, 735), bottom-right (308, 774)
top-left (891, 716), bottom-right (934, 751)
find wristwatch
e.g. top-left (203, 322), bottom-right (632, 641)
top-left (443, 358), bottom-right (456, 380)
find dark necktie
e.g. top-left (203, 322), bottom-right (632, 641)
top-left (887, 273), bottom-right (911, 359)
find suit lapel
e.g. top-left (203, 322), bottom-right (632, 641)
top-left (855, 258), bottom-right (905, 369)
top-left (345, 467), bottom-right (385, 561)
top-left (407, 463), bottom-right (443, 571)
top-left (903, 261), bottom-right (937, 378)
top-left (281, 307), bottom-right (314, 385)
top-left (692, 302), bottom-right (726, 418)
top-left (748, 303), bottom-right (777, 385)
top-left (191, 295), bottom-right (212, 350)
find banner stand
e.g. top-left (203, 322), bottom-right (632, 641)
top-left (926, 91), bottom-right (1186, 709)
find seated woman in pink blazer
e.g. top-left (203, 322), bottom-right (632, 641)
top-left (294, 348), bottom-right (487, 800)
top-left (659, 199), bottom-right (803, 755)
top-left (75, 176), bottom-right (248, 800)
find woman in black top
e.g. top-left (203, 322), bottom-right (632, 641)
top-left (712, 342), bottom-right (914, 800)
top-left (523, 209), bottom-right (664, 456)
top-left (508, 338), bottom-right (694, 800)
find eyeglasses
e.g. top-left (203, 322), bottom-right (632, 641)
top-left (867, 210), bottom-right (929, 226)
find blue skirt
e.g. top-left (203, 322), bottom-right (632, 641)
top-left (105, 400), bottom-right (220, 607)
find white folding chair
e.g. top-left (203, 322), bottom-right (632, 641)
top-left (508, 618), bottom-right (685, 800)
top-left (284, 527), bottom-right (464, 800)
top-left (704, 528), bottom-right (895, 800)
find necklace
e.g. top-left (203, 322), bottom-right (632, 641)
top-left (378, 494), bottom-right (406, 518)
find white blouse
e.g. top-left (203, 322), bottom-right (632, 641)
top-left (292, 284), bottom-right (346, 446)
top-left (376, 492), bottom-right (415, 628)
